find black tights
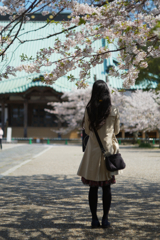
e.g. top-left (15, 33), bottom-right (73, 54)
top-left (89, 185), bottom-right (111, 220)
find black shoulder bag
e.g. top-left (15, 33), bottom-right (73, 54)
top-left (93, 126), bottom-right (126, 172)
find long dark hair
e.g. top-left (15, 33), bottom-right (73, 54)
top-left (83, 80), bottom-right (112, 130)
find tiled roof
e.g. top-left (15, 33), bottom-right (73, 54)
top-left (0, 20), bottom-right (157, 93)
top-left (0, 21), bottom-right (107, 93)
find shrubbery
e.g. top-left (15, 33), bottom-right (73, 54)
top-left (138, 142), bottom-right (153, 148)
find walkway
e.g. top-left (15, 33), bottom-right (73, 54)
top-left (0, 144), bottom-right (159, 240)
top-left (0, 144), bottom-right (48, 174)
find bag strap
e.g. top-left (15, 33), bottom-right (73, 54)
top-left (92, 125), bottom-right (106, 155)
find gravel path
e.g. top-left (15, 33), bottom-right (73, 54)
top-left (0, 145), bottom-right (159, 240)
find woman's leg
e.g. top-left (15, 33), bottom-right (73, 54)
top-left (89, 186), bottom-right (98, 220)
top-left (102, 185), bottom-right (111, 220)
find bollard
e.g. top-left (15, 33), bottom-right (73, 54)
top-left (47, 139), bottom-right (50, 144)
top-left (65, 139), bottom-right (68, 145)
top-left (36, 138), bottom-right (40, 143)
top-left (29, 138), bottom-right (32, 144)
top-left (118, 139), bottom-right (121, 145)
top-left (153, 139), bottom-right (155, 145)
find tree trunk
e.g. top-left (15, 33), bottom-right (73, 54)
top-left (159, 129), bottom-right (160, 148)
top-left (145, 132), bottom-right (149, 143)
top-left (133, 131), bottom-right (139, 144)
top-left (24, 101), bottom-right (28, 138)
top-left (1, 102), bottom-right (5, 132)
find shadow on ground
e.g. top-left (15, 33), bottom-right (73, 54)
top-left (0, 175), bottom-right (159, 240)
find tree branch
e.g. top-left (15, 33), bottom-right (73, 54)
top-left (18, 25), bottom-right (77, 44)
top-left (1, 17), bottom-right (24, 59)
top-left (0, 0), bottom-right (39, 35)
top-left (18, 7), bottom-right (65, 39)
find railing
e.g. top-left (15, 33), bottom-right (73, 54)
top-left (2, 137), bottom-right (160, 145)
top-left (117, 138), bottom-right (159, 145)
top-left (2, 137), bottom-right (82, 145)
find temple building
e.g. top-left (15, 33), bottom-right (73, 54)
top-left (0, 13), bottom-right (158, 140)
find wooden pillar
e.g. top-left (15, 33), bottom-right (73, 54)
top-left (24, 101), bottom-right (28, 138)
top-left (156, 130), bottom-right (159, 139)
top-left (142, 131), bottom-right (145, 139)
top-left (58, 121), bottom-right (62, 138)
top-left (122, 129), bottom-right (125, 139)
top-left (1, 102), bottom-right (5, 132)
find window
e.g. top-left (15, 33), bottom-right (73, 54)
top-left (28, 104), bottom-right (58, 127)
top-left (10, 104), bottom-right (24, 126)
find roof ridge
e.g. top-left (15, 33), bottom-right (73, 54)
top-left (6, 80), bottom-right (47, 93)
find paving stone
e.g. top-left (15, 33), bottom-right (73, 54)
top-left (0, 145), bottom-right (159, 240)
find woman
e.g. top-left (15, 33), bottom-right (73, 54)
top-left (77, 80), bottom-right (120, 228)
top-left (0, 127), bottom-right (3, 150)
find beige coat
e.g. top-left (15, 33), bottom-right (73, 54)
top-left (77, 105), bottom-right (120, 181)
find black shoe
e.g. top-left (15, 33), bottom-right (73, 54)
top-left (91, 219), bottom-right (100, 228)
top-left (102, 218), bottom-right (110, 228)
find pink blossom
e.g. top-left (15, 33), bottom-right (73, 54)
top-left (0, 0), bottom-right (160, 87)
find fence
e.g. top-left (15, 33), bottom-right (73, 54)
top-left (2, 137), bottom-right (160, 145)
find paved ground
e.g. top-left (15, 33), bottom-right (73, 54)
top-left (0, 144), bottom-right (160, 240)
top-left (0, 144), bottom-right (49, 174)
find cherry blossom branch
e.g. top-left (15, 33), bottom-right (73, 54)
top-left (1, 17), bottom-right (24, 59)
top-left (18, 7), bottom-right (65, 38)
top-left (1, 0), bottom-right (160, 88)
top-left (0, 0), bottom-right (39, 35)
top-left (18, 25), bottom-right (77, 43)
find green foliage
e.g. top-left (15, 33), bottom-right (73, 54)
top-left (149, 20), bottom-right (160, 34)
top-left (136, 57), bottom-right (160, 90)
top-left (20, 53), bottom-right (34, 62)
top-left (156, 83), bottom-right (160, 90)
top-left (46, 18), bottom-right (50, 23)
top-left (135, 40), bottom-right (160, 90)
top-left (32, 75), bottom-right (44, 82)
top-left (67, 74), bottom-right (75, 81)
top-left (50, 20), bottom-right (59, 24)
top-left (105, 36), bottom-right (113, 44)
top-left (137, 139), bottom-right (141, 145)
top-left (139, 142), bottom-right (153, 148)
top-left (118, 89), bottom-right (126, 92)
top-left (46, 17), bottom-right (59, 24)
top-left (78, 18), bottom-right (86, 25)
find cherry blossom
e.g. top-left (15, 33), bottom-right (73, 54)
top-left (121, 90), bottom-right (160, 144)
top-left (45, 87), bottom-right (92, 134)
top-left (0, 0), bottom-right (160, 88)
top-left (46, 87), bottom-right (160, 147)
